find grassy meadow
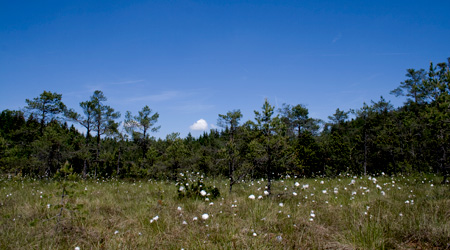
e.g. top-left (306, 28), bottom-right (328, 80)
top-left (0, 173), bottom-right (449, 250)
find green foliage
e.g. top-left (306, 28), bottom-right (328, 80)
top-left (53, 161), bottom-right (80, 181)
top-left (218, 110), bottom-right (244, 192)
top-left (1, 57), bottom-right (450, 181)
top-left (176, 172), bottom-right (220, 200)
top-left (25, 91), bottom-right (67, 133)
top-left (124, 105), bottom-right (160, 159)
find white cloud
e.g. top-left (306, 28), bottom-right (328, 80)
top-left (190, 119), bottom-right (208, 131)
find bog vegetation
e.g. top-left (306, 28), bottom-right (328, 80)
top-left (0, 58), bottom-right (449, 249)
top-left (0, 173), bottom-right (449, 249)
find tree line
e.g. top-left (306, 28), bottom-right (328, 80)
top-left (1, 58), bottom-right (449, 188)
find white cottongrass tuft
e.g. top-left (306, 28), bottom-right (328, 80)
top-left (264, 190), bottom-right (269, 195)
top-left (295, 182), bottom-right (300, 187)
top-left (200, 190), bottom-right (207, 196)
top-left (248, 194), bottom-right (256, 200)
top-left (202, 213), bottom-right (209, 220)
top-left (150, 215), bottom-right (159, 223)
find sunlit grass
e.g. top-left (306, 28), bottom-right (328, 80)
top-left (0, 173), bottom-right (449, 249)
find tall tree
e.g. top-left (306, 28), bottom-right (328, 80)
top-left (390, 68), bottom-right (427, 104)
top-left (321, 108), bottom-right (352, 175)
top-left (25, 91), bottom-right (66, 134)
top-left (328, 108), bottom-right (349, 125)
top-left (218, 109), bottom-right (243, 192)
top-left (66, 99), bottom-right (97, 177)
top-left (423, 59), bottom-right (450, 182)
top-left (279, 104), bottom-right (308, 138)
top-left (253, 99), bottom-right (287, 194)
top-left (369, 97), bottom-right (397, 174)
top-left (90, 91), bottom-right (120, 175)
top-left (161, 132), bottom-right (189, 179)
top-left (279, 104), bottom-right (321, 175)
top-left (353, 103), bottom-right (372, 176)
top-left (67, 100), bottom-right (96, 141)
top-left (30, 121), bottom-right (72, 177)
top-left (124, 105), bottom-right (160, 160)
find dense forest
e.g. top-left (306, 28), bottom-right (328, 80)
top-left (1, 58), bottom-right (449, 186)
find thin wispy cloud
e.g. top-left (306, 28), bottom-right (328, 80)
top-left (349, 73), bottom-right (383, 87)
top-left (127, 91), bottom-right (180, 102)
top-left (110, 80), bottom-right (145, 85)
top-left (64, 89), bottom-right (97, 98)
top-left (321, 53), bottom-right (348, 57)
top-left (172, 103), bottom-right (215, 113)
top-left (84, 84), bottom-right (104, 93)
top-left (332, 32), bottom-right (342, 43)
top-left (374, 52), bottom-right (410, 56)
top-left (74, 80), bottom-right (145, 97)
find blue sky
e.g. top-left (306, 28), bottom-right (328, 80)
top-left (1, 0), bottom-right (449, 138)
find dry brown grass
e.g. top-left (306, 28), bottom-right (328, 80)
top-left (0, 174), bottom-right (449, 249)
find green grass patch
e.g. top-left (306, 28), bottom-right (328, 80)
top-left (0, 173), bottom-right (449, 249)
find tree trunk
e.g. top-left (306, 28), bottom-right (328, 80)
top-left (117, 147), bottom-right (122, 176)
top-left (82, 129), bottom-right (90, 179)
top-left (364, 132), bottom-right (367, 176)
top-left (266, 145), bottom-right (272, 195)
top-left (82, 159), bottom-right (87, 179)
